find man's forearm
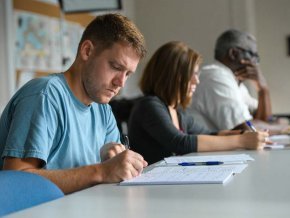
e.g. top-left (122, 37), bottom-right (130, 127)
top-left (255, 87), bottom-right (272, 121)
top-left (26, 165), bottom-right (103, 194)
top-left (3, 150), bottom-right (146, 194)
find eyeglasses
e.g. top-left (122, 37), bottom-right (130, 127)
top-left (236, 47), bottom-right (260, 64)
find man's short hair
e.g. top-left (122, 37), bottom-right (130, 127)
top-left (214, 29), bottom-right (256, 60)
top-left (78, 13), bottom-right (146, 59)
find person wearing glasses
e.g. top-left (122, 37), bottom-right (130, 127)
top-left (189, 29), bottom-right (289, 134)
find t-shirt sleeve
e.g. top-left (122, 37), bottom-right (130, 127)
top-left (104, 105), bottom-right (121, 144)
top-left (2, 93), bottom-right (58, 164)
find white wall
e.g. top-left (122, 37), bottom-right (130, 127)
top-left (135, 0), bottom-right (255, 63)
top-left (255, 0), bottom-right (290, 113)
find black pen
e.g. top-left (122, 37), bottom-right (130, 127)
top-left (123, 135), bottom-right (130, 149)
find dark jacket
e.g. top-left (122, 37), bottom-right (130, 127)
top-left (128, 95), bottom-right (213, 164)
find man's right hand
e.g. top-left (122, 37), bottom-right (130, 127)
top-left (99, 150), bottom-right (148, 183)
top-left (234, 60), bottom-right (268, 91)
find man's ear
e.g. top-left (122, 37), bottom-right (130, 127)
top-left (228, 48), bottom-right (240, 61)
top-left (79, 40), bottom-right (94, 61)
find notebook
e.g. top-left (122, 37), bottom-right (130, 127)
top-left (120, 165), bottom-right (234, 186)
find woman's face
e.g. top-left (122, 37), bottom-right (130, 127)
top-left (187, 65), bottom-right (200, 98)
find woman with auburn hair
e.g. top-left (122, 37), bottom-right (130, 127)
top-left (128, 41), bottom-right (269, 164)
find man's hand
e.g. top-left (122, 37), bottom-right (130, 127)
top-left (99, 150), bottom-right (148, 183)
top-left (100, 142), bottom-right (126, 162)
top-left (234, 60), bottom-right (268, 91)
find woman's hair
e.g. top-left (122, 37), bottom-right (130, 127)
top-left (78, 13), bottom-right (146, 59)
top-left (140, 41), bottom-right (202, 109)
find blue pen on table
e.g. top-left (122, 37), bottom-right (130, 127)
top-left (246, 120), bottom-right (257, 132)
top-left (178, 161), bottom-right (224, 166)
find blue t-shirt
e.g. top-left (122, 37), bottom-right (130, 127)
top-left (0, 73), bottom-right (120, 169)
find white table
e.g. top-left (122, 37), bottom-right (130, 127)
top-left (6, 149), bottom-right (290, 218)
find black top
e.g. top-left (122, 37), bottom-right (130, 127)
top-left (128, 95), bottom-right (213, 164)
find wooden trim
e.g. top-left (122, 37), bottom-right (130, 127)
top-left (13, 0), bottom-right (94, 26)
top-left (64, 14), bottom-right (95, 27)
top-left (13, 0), bottom-right (60, 17)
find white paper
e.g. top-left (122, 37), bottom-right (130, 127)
top-left (264, 144), bottom-right (285, 149)
top-left (120, 165), bottom-right (234, 185)
top-left (164, 154), bottom-right (254, 164)
top-left (269, 135), bottom-right (290, 145)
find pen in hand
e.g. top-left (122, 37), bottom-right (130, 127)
top-left (246, 120), bottom-right (270, 145)
top-left (122, 135), bottom-right (131, 150)
top-left (246, 120), bottom-right (257, 132)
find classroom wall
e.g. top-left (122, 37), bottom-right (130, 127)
top-left (0, 0), bottom-right (289, 114)
top-left (255, 0), bottom-right (290, 114)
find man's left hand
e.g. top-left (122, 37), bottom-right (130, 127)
top-left (100, 142), bottom-right (126, 162)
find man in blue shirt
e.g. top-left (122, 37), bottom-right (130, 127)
top-left (0, 14), bottom-right (147, 194)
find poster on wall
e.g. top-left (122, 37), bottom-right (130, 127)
top-left (14, 10), bottom-right (83, 73)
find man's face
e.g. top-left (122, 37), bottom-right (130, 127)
top-left (234, 41), bottom-right (259, 66)
top-left (82, 41), bottom-right (140, 104)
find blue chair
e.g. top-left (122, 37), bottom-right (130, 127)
top-left (0, 170), bottom-right (64, 216)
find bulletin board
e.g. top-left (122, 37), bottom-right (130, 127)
top-left (13, 0), bottom-right (95, 88)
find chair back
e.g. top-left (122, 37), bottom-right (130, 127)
top-left (0, 170), bottom-right (64, 216)
top-left (110, 96), bottom-right (142, 135)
